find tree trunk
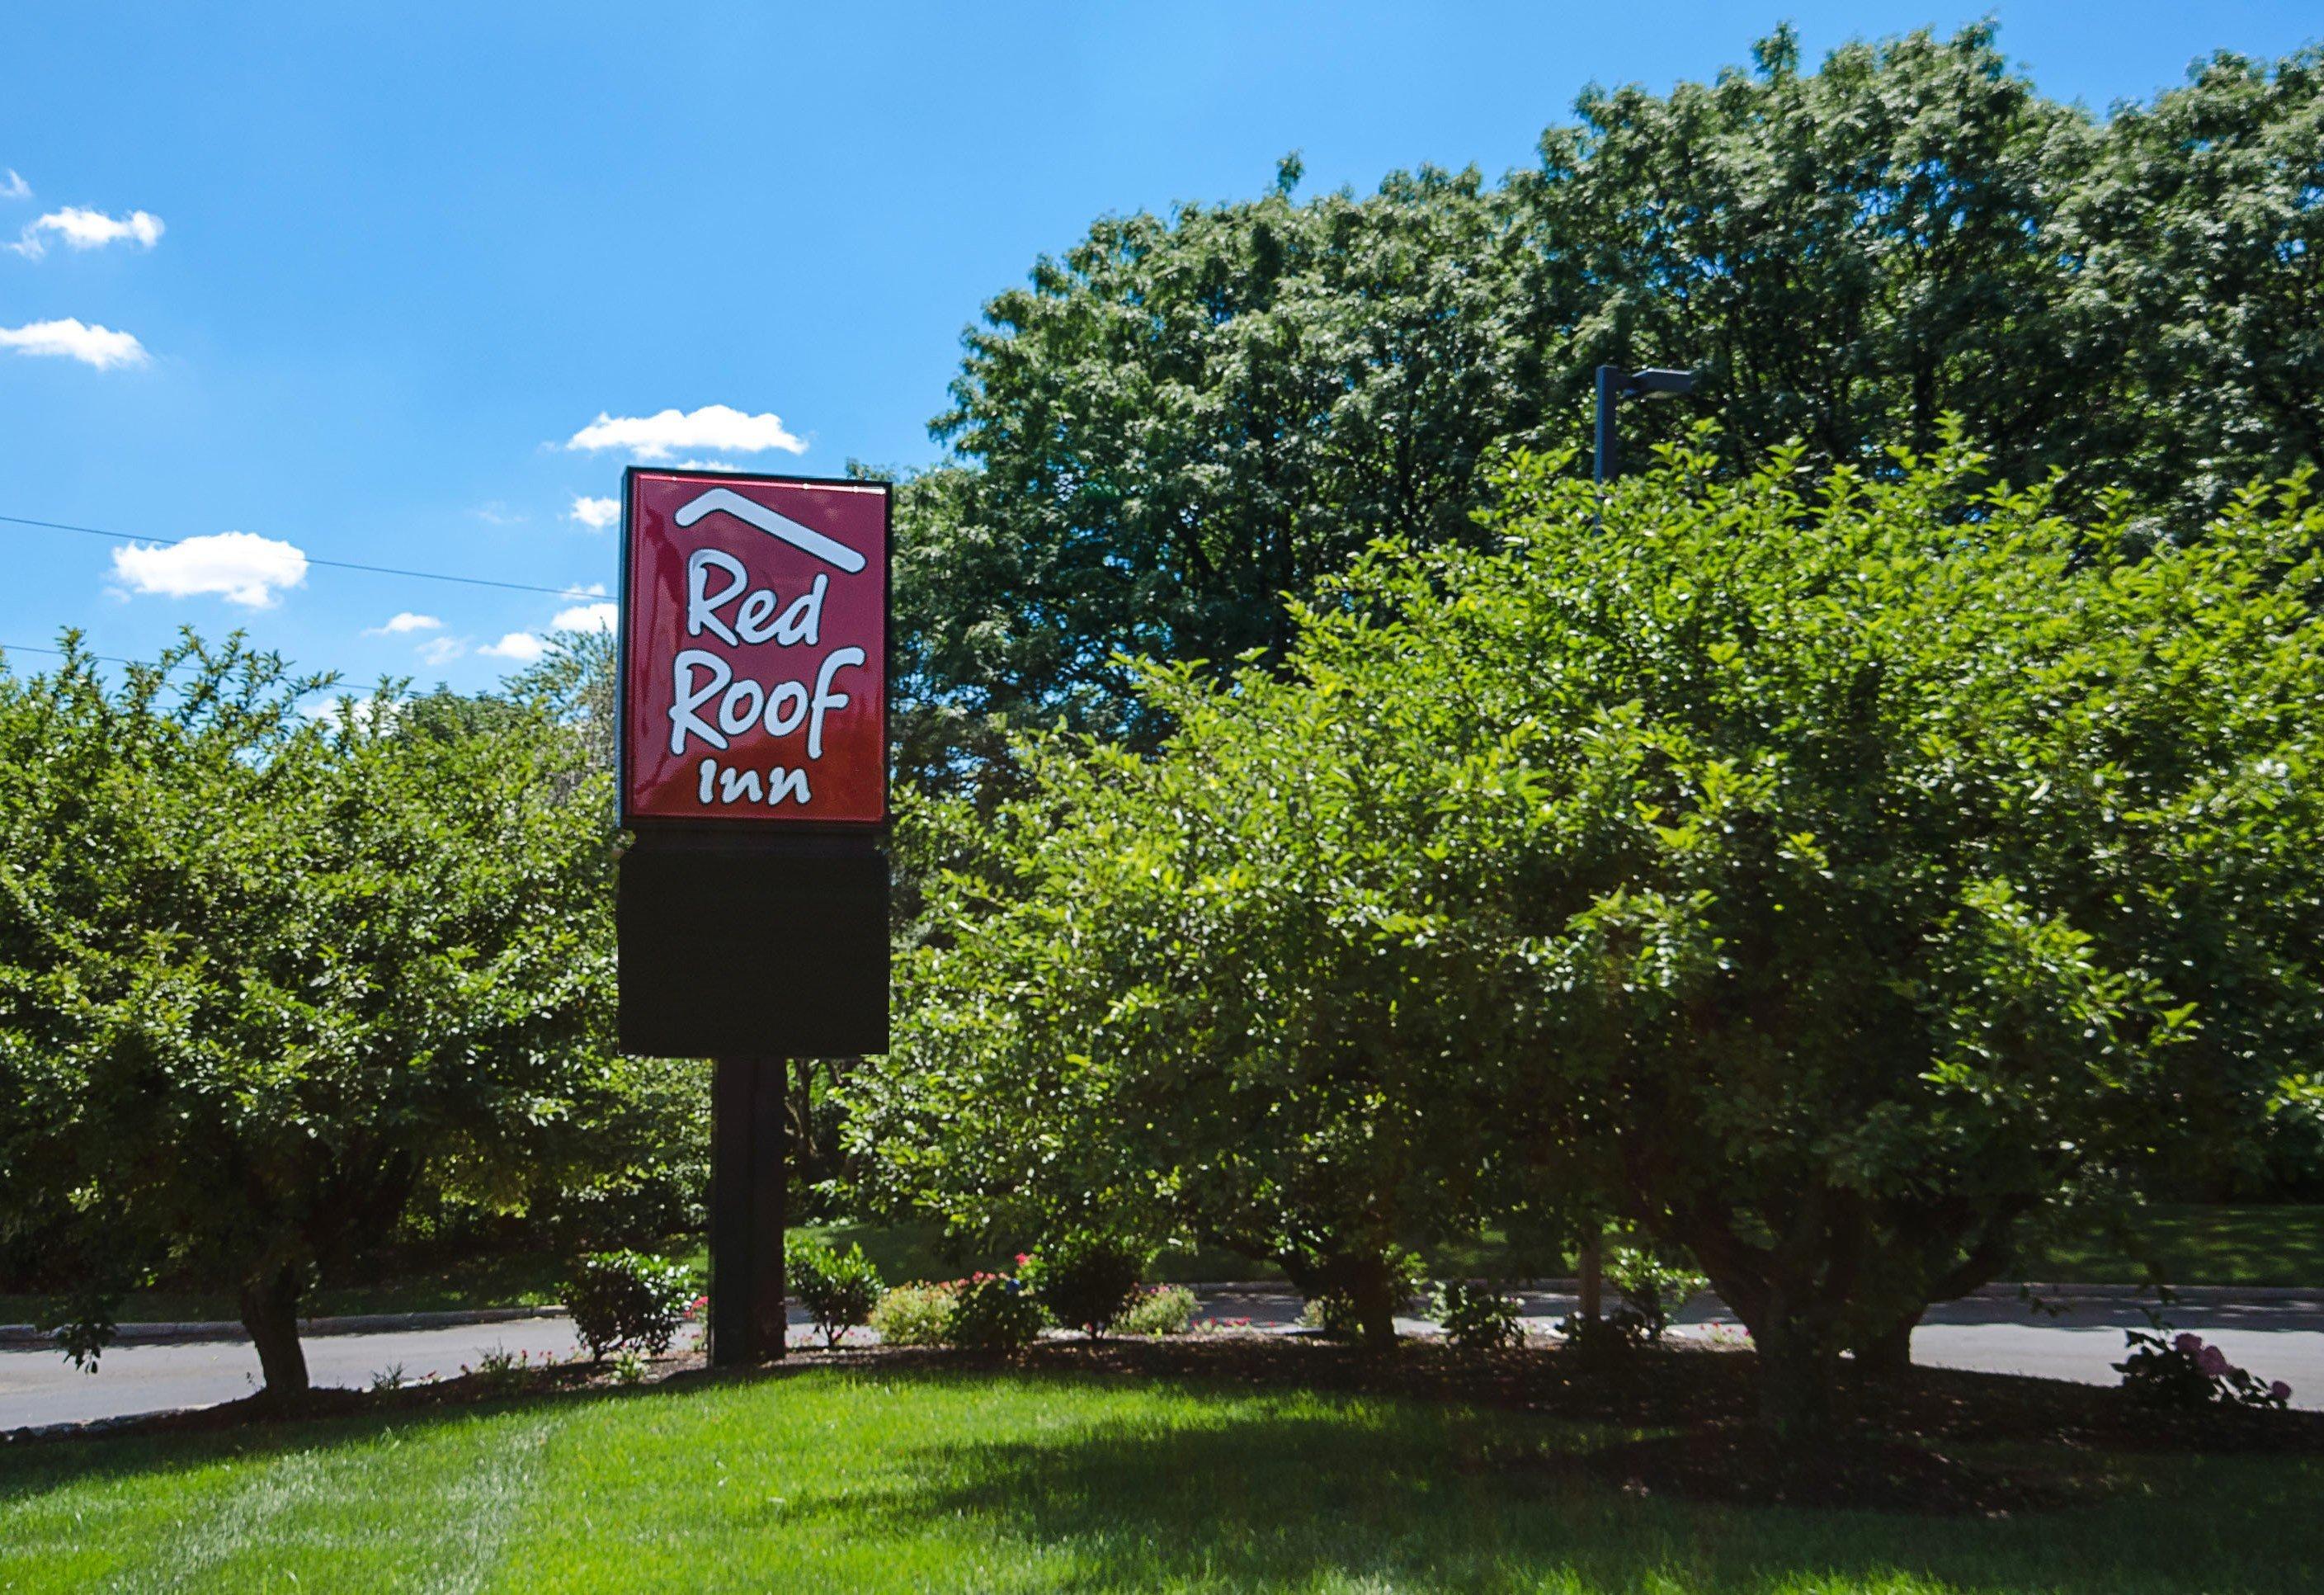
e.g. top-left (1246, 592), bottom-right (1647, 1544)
top-left (1852, 1311), bottom-right (1917, 1378)
top-left (239, 1264), bottom-right (309, 1399)
top-left (1348, 1254), bottom-right (1400, 1351)
top-left (1753, 1314), bottom-right (1836, 1445)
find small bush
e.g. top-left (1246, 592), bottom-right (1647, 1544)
top-left (2116, 1328), bottom-right (2293, 1411)
top-left (869, 1281), bottom-right (957, 1347)
top-left (472, 1344), bottom-right (530, 1393)
top-left (1557, 1311), bottom-right (1641, 1359)
top-left (947, 1272), bottom-right (1047, 1350)
top-left (1119, 1284), bottom-right (1197, 1337)
top-left (1020, 1234), bottom-right (1148, 1338)
top-left (790, 1238), bottom-right (884, 1347)
top-left (1434, 1281), bottom-right (1525, 1349)
top-left (1603, 1240), bottom-right (1705, 1343)
top-left (568, 1250), bottom-right (696, 1360)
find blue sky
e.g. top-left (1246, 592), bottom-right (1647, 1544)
top-left (3, 2), bottom-right (2317, 701)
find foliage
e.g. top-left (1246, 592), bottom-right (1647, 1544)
top-left (1556, 1313), bottom-right (1643, 1360)
top-left (2115, 1328), bottom-right (2293, 1412)
top-left (568, 1251), bottom-right (695, 1361)
top-left (787, 1237), bottom-right (885, 1347)
top-left (945, 1272), bottom-right (1047, 1351)
top-left (868, 1281), bottom-right (957, 1347)
top-left (1117, 1284), bottom-right (1198, 1338)
top-left (894, 29), bottom-right (2323, 795)
top-left (1603, 1242), bottom-right (1708, 1343)
top-left (0, 633), bottom-right (625, 1395)
top-left (1019, 1234), bottom-right (1150, 1338)
top-left (1433, 1281), bottom-right (1526, 1350)
top-left (857, 438), bottom-right (2324, 1435)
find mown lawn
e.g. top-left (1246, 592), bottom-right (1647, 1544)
top-left (4, 1367), bottom-right (2322, 1593)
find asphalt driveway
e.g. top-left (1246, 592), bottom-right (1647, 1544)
top-left (7, 1287), bottom-right (2320, 1431)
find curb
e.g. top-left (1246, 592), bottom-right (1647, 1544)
top-left (0, 1305), bottom-right (566, 1352)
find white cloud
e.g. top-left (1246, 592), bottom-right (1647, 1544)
top-left (568, 494), bottom-right (619, 531)
top-left (302, 695), bottom-right (401, 732)
top-left (470, 502), bottom-right (526, 526)
top-left (365, 611), bottom-right (442, 635)
top-left (418, 635), bottom-right (467, 666)
top-left (666, 459), bottom-right (743, 473)
top-left (0, 317), bottom-right (148, 370)
top-left (564, 404), bottom-right (806, 460)
top-left (0, 171), bottom-right (28, 201)
top-left (10, 206), bottom-right (165, 259)
top-left (551, 602), bottom-right (619, 634)
top-left (111, 531), bottom-right (307, 608)
top-left (480, 631), bottom-right (548, 663)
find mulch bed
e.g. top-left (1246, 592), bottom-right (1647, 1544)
top-left (11, 1333), bottom-right (2319, 1514)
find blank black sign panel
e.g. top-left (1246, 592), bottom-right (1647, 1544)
top-left (617, 841), bottom-right (890, 1057)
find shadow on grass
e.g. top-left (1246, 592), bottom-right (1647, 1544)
top-left (808, 1390), bottom-right (2324, 1593)
top-left (11, 1359), bottom-right (2324, 1593)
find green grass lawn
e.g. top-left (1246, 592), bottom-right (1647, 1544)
top-left (9, 1204), bottom-right (2320, 1328)
top-left (4, 1367), bottom-right (2320, 1593)
top-left (2015, 1203), bottom-right (2324, 1291)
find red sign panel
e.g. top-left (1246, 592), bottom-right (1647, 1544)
top-left (619, 470), bottom-right (888, 828)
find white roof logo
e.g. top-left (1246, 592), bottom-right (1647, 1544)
top-left (673, 487), bottom-right (866, 574)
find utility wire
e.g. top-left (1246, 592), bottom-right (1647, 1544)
top-left (0, 512), bottom-right (611, 602)
top-left (0, 639), bottom-right (158, 669)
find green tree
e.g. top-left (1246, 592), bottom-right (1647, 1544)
top-left (895, 27), bottom-right (2321, 796)
top-left (851, 677), bottom-right (1535, 1346)
top-left (858, 438), bottom-right (2324, 1431)
top-left (2055, 47), bottom-right (2324, 521)
top-left (1516, 23), bottom-right (2092, 489)
top-left (0, 635), bottom-right (620, 1394)
top-left (895, 155), bottom-right (1556, 779)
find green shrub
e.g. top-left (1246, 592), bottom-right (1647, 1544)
top-left (946, 1272), bottom-right (1047, 1350)
top-left (868, 1281), bottom-right (956, 1347)
top-left (1020, 1234), bottom-right (1148, 1338)
top-left (1603, 1240), bottom-right (1706, 1343)
top-left (2116, 1327), bottom-right (2293, 1410)
top-left (789, 1238), bottom-right (884, 1347)
top-left (1557, 1311), bottom-right (1640, 1361)
top-left (1118, 1284), bottom-right (1197, 1337)
top-left (567, 1250), bottom-right (695, 1360)
top-left (1433, 1281), bottom-right (1525, 1349)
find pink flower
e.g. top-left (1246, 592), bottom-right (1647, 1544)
top-left (2197, 1345), bottom-right (2231, 1376)
top-left (2271, 1380), bottom-right (2293, 1400)
top-left (1016, 1253), bottom-right (1030, 1266)
top-left (2174, 1333), bottom-right (2203, 1355)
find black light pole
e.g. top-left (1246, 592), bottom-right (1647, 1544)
top-left (1594, 365), bottom-right (1698, 488)
top-left (1579, 363), bottom-right (1697, 1326)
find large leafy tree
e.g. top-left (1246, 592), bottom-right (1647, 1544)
top-left (896, 27), bottom-right (2322, 791)
top-left (853, 666), bottom-right (1538, 1346)
top-left (0, 635), bottom-right (620, 1394)
top-left (1516, 24), bottom-right (2091, 489)
top-left (2056, 46), bottom-right (2324, 521)
top-left (859, 439), bottom-right (2324, 1432)
top-left (893, 156), bottom-right (1557, 783)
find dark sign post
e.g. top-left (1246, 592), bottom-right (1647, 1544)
top-left (614, 468), bottom-right (891, 1366)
